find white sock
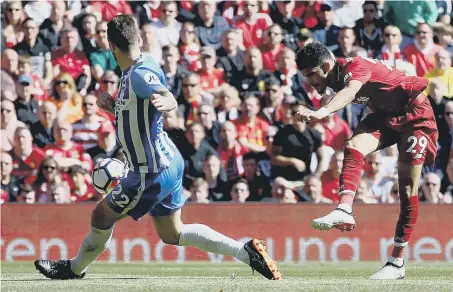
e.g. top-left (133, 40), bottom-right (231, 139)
top-left (70, 226), bottom-right (113, 275)
top-left (388, 256), bottom-right (404, 267)
top-left (337, 203), bottom-right (352, 213)
top-left (178, 224), bottom-right (250, 264)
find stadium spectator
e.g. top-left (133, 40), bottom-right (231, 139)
top-left (163, 109), bottom-right (186, 146)
top-left (216, 29), bottom-right (245, 82)
top-left (178, 21), bottom-right (201, 72)
top-left (438, 101), bottom-right (453, 188)
top-left (265, 177), bottom-right (299, 203)
top-left (44, 120), bottom-right (93, 171)
top-left (271, 102), bottom-right (325, 181)
top-left (333, 27), bottom-right (366, 58)
top-left (217, 121), bottom-right (248, 180)
top-left (354, 179), bottom-right (379, 204)
top-left (33, 157), bottom-right (70, 203)
top-left (232, 0), bottom-right (272, 49)
top-left (197, 46), bottom-right (225, 91)
top-left (90, 21), bottom-right (118, 82)
top-left (15, 184), bottom-right (36, 204)
top-left (428, 78), bottom-right (448, 125)
top-left (51, 27), bottom-right (91, 95)
top-left (30, 101), bottom-right (57, 149)
top-left (232, 48), bottom-right (273, 97)
top-left (79, 13), bottom-right (98, 55)
top-left (199, 104), bottom-right (221, 150)
top-left (179, 122), bottom-right (219, 189)
top-left (362, 151), bottom-right (394, 202)
top-left (90, 70), bottom-right (119, 105)
top-left (136, 0), bottom-right (161, 27)
top-left (383, 181), bottom-right (400, 204)
top-left (2, 1), bottom-right (25, 49)
top-left (68, 165), bottom-right (99, 203)
top-left (194, 0), bottom-right (230, 50)
top-left (179, 73), bottom-right (212, 123)
top-left (230, 178), bottom-right (250, 203)
top-left (437, 24), bottom-right (453, 54)
top-left (296, 28), bottom-right (314, 49)
top-left (2, 49), bottom-right (19, 81)
top-left (383, 0), bottom-right (438, 48)
top-left (299, 175), bottom-right (333, 204)
top-left (238, 151), bottom-right (271, 201)
top-left (1, 100), bottom-right (26, 151)
top-left (151, 1), bottom-right (181, 48)
top-left (18, 56), bottom-right (47, 103)
top-left (421, 172), bottom-right (453, 203)
top-left (203, 154), bottom-right (230, 201)
top-left (89, 0), bottom-right (133, 22)
top-left (321, 151), bottom-right (344, 203)
top-left (14, 74), bottom-right (39, 125)
top-left (23, 0), bottom-right (51, 26)
top-left (161, 45), bottom-right (188, 98)
top-left (215, 84), bottom-right (241, 123)
top-left (271, 0), bottom-right (303, 52)
top-left (9, 127), bottom-right (46, 184)
top-left (380, 145), bottom-right (398, 178)
top-left (234, 95), bottom-right (269, 152)
top-left (48, 72), bottom-right (83, 123)
top-left (424, 49), bottom-right (453, 98)
top-left (141, 24), bottom-right (163, 64)
top-left (403, 23), bottom-right (442, 77)
top-left (1, 151), bottom-right (22, 202)
top-left (72, 94), bottom-right (107, 150)
top-left (312, 3), bottom-right (340, 52)
top-left (333, 0), bottom-right (364, 29)
top-left (189, 177), bottom-right (211, 203)
top-left (13, 18), bottom-right (53, 85)
top-left (317, 96), bottom-right (352, 151)
top-left (260, 24), bottom-right (285, 72)
top-left (353, 1), bottom-right (386, 57)
top-left (261, 77), bottom-right (285, 125)
top-left (39, 1), bottom-right (68, 51)
top-left (86, 121), bottom-right (119, 165)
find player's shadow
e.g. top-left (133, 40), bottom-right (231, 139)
top-left (3, 277), bottom-right (142, 281)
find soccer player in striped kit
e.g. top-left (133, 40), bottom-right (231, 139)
top-left (35, 15), bottom-right (281, 281)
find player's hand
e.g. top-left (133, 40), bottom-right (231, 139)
top-left (97, 92), bottom-right (115, 112)
top-left (151, 93), bottom-right (177, 112)
top-left (291, 159), bottom-right (306, 172)
top-left (295, 107), bottom-right (330, 122)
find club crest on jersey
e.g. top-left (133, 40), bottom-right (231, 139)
top-left (144, 72), bottom-right (160, 85)
top-left (344, 72), bottom-right (352, 84)
top-left (354, 96), bottom-right (369, 104)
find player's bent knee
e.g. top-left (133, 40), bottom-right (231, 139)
top-left (159, 231), bottom-right (181, 245)
top-left (91, 200), bottom-right (118, 230)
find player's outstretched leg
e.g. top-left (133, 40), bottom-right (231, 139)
top-left (311, 133), bottom-right (380, 231)
top-left (370, 163), bottom-right (421, 280)
top-left (34, 199), bottom-right (126, 279)
top-left (153, 209), bottom-right (282, 280)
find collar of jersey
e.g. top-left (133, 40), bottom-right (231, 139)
top-left (123, 54), bottom-right (145, 75)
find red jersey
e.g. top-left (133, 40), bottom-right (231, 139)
top-left (90, 0), bottom-right (133, 22)
top-left (44, 142), bottom-right (94, 171)
top-left (232, 14), bottom-right (272, 49)
top-left (51, 49), bottom-right (89, 80)
top-left (321, 169), bottom-right (340, 202)
top-left (218, 142), bottom-right (248, 180)
top-left (70, 183), bottom-right (98, 202)
top-left (262, 44), bottom-right (285, 72)
top-left (234, 116), bottom-right (270, 146)
top-left (31, 74), bottom-right (48, 102)
top-left (321, 115), bottom-right (352, 151)
top-left (332, 57), bottom-right (429, 115)
top-left (402, 43), bottom-right (442, 77)
top-left (198, 68), bottom-right (225, 91)
top-left (9, 147), bottom-right (46, 184)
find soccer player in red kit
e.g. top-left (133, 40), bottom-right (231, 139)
top-left (295, 42), bottom-right (438, 280)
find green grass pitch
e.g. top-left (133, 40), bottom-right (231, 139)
top-left (2, 262), bottom-right (452, 291)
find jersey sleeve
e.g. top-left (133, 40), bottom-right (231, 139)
top-left (343, 59), bottom-right (372, 84)
top-left (130, 65), bottom-right (167, 99)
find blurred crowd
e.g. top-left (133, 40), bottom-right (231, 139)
top-left (1, 0), bottom-right (453, 205)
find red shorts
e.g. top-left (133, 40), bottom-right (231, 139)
top-left (354, 95), bottom-right (438, 165)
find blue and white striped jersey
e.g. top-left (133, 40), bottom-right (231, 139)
top-left (114, 54), bottom-right (178, 174)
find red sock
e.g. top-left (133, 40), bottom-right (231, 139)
top-left (391, 196), bottom-right (419, 258)
top-left (338, 148), bottom-right (365, 207)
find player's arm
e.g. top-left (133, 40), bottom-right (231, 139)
top-left (131, 67), bottom-right (177, 112)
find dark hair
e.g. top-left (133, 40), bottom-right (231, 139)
top-left (242, 152), bottom-right (256, 162)
top-left (363, 1), bottom-right (377, 9)
top-left (107, 15), bottom-right (139, 51)
top-left (265, 76), bottom-right (281, 87)
top-left (68, 165), bottom-right (86, 175)
top-left (296, 42), bottom-right (333, 71)
top-left (162, 44), bottom-right (179, 54)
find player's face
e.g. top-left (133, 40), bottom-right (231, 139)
top-left (301, 66), bottom-right (329, 94)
